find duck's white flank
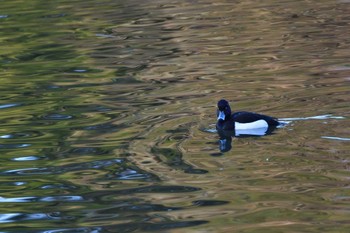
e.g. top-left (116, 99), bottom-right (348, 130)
top-left (235, 120), bottom-right (268, 130)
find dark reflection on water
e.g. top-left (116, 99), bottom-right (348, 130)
top-left (0, 0), bottom-right (349, 232)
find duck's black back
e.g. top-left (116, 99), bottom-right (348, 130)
top-left (232, 111), bottom-right (279, 126)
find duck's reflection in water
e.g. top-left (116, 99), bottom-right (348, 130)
top-left (217, 126), bottom-right (278, 153)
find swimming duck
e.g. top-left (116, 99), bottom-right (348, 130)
top-left (216, 99), bottom-right (279, 135)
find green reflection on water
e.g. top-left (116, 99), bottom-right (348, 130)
top-left (0, 0), bottom-right (349, 232)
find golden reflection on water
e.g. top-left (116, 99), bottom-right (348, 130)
top-left (0, 0), bottom-right (349, 232)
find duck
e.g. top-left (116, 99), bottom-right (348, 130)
top-left (216, 99), bottom-right (279, 135)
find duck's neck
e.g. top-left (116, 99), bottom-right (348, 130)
top-left (224, 114), bottom-right (232, 121)
top-left (217, 119), bottom-right (225, 128)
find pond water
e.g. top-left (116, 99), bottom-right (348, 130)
top-left (0, 0), bottom-right (349, 232)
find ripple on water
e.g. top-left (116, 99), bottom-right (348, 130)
top-left (12, 155), bottom-right (42, 161)
top-left (0, 195), bottom-right (84, 203)
top-left (73, 69), bottom-right (87, 73)
top-left (321, 136), bottom-right (350, 141)
top-left (114, 168), bottom-right (158, 181)
top-left (69, 147), bottom-right (109, 155)
top-left (0, 131), bottom-right (43, 139)
top-left (40, 184), bottom-right (77, 190)
top-left (40, 227), bottom-right (102, 233)
top-left (37, 227), bottom-right (102, 233)
top-left (0, 143), bottom-right (31, 149)
top-left (1, 167), bottom-right (48, 175)
top-left (0, 212), bottom-right (62, 223)
top-left (65, 67), bottom-right (102, 73)
top-left (113, 185), bottom-right (201, 195)
top-left (40, 196), bottom-right (84, 202)
top-left (130, 220), bottom-right (209, 232)
top-left (279, 114), bottom-right (346, 121)
top-left (95, 33), bottom-right (116, 38)
top-left (0, 103), bottom-right (21, 109)
top-left (83, 123), bottom-right (120, 131)
top-left (202, 126), bottom-right (217, 134)
top-left (43, 114), bottom-right (73, 120)
top-left (1, 159), bottom-right (123, 175)
top-left (102, 203), bottom-right (182, 212)
top-left (0, 134), bottom-right (12, 139)
top-left (0, 196), bottom-right (35, 203)
top-left (13, 181), bottom-right (27, 186)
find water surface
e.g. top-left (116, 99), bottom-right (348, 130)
top-left (0, 0), bottom-right (349, 232)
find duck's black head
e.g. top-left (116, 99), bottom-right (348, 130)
top-left (217, 99), bottom-right (232, 121)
